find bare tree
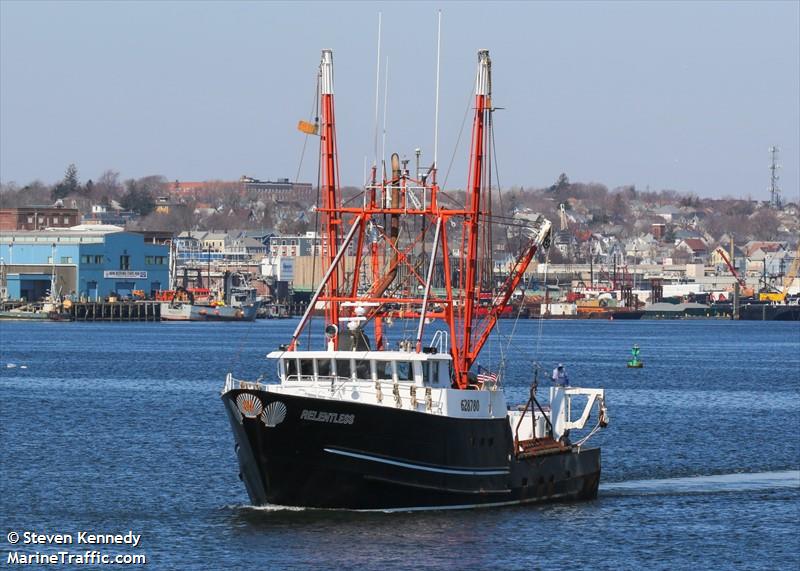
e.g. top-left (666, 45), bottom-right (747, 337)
top-left (129, 207), bottom-right (198, 233)
top-left (748, 209), bottom-right (780, 240)
top-left (94, 170), bottom-right (123, 201)
top-left (0, 180), bottom-right (52, 207)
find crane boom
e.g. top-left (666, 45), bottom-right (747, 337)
top-left (715, 247), bottom-right (745, 288)
top-left (760, 244), bottom-right (800, 302)
top-left (783, 245), bottom-right (800, 295)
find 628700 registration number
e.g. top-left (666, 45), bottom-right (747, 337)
top-left (460, 399), bottom-right (480, 412)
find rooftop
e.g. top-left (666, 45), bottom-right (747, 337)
top-left (680, 238), bottom-right (708, 252)
top-left (0, 225), bottom-right (126, 244)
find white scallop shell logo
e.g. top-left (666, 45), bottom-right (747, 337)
top-left (261, 401), bottom-right (287, 428)
top-left (236, 393), bottom-right (264, 419)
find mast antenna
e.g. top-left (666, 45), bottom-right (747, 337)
top-left (768, 145), bottom-right (781, 208)
top-left (381, 56), bottom-right (389, 173)
top-left (433, 9), bottom-right (442, 179)
top-left (373, 13), bottom-right (382, 168)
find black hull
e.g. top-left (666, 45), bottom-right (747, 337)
top-left (738, 304), bottom-right (800, 321)
top-left (608, 309), bottom-right (645, 320)
top-left (222, 389), bottom-right (601, 511)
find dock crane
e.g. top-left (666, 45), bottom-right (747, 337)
top-left (759, 244), bottom-right (800, 302)
top-left (714, 247), bottom-right (754, 297)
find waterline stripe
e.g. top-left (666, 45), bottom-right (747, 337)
top-left (324, 448), bottom-right (509, 476)
top-left (237, 492), bottom-right (571, 514)
top-left (362, 493), bottom-right (571, 513)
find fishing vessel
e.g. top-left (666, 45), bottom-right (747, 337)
top-left (160, 272), bottom-right (259, 321)
top-left (0, 302), bottom-right (71, 321)
top-left (221, 49), bottom-right (609, 510)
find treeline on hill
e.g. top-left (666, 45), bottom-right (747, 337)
top-left (0, 165), bottom-right (304, 234)
top-left (501, 173), bottom-right (784, 242)
top-left (0, 165), bottom-right (788, 242)
top-left (0, 166), bottom-right (164, 215)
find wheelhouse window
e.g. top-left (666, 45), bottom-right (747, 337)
top-left (317, 359), bottom-right (331, 377)
top-left (335, 359), bottom-right (352, 378)
top-left (354, 360), bottom-right (371, 380)
top-left (421, 361), bottom-right (431, 384)
top-left (396, 361), bottom-right (414, 381)
top-left (285, 359), bottom-right (298, 378)
top-left (300, 359), bottom-right (314, 377)
top-left (375, 361), bottom-right (393, 380)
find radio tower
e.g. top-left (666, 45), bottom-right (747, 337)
top-left (768, 145), bottom-right (781, 208)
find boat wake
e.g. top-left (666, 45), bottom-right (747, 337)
top-left (601, 470), bottom-right (799, 497)
top-left (225, 503), bottom-right (310, 513)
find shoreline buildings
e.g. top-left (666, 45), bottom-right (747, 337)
top-left (0, 226), bottom-right (169, 300)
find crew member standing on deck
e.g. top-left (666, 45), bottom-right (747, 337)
top-left (552, 363), bottom-right (569, 386)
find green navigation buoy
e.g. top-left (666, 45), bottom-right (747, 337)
top-left (627, 344), bottom-right (644, 368)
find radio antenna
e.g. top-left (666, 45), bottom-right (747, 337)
top-left (381, 56), bottom-right (389, 175)
top-left (433, 9), bottom-right (442, 179)
top-left (373, 12), bottom-right (382, 169)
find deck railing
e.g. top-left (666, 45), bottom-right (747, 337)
top-left (225, 372), bottom-right (447, 414)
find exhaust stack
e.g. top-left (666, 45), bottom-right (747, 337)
top-left (371, 153), bottom-right (402, 297)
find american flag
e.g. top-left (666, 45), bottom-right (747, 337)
top-left (477, 367), bottom-right (499, 384)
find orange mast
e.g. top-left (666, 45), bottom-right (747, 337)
top-left (320, 49), bottom-right (341, 339)
top-left (458, 49), bottom-right (491, 387)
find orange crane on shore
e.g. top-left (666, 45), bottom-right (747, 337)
top-left (715, 247), bottom-right (754, 297)
top-left (759, 244), bottom-right (800, 302)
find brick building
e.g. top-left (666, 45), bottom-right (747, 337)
top-left (167, 177), bottom-right (313, 202)
top-left (240, 176), bottom-right (313, 201)
top-left (0, 205), bottom-right (81, 231)
top-left (166, 181), bottom-right (213, 199)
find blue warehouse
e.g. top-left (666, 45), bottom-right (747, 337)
top-left (0, 228), bottom-right (169, 301)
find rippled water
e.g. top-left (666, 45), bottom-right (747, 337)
top-left (1, 319), bottom-right (798, 569)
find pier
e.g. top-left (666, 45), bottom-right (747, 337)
top-left (257, 302), bottom-right (307, 319)
top-left (69, 301), bottom-right (161, 322)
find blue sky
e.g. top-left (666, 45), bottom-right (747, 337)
top-left (1, 1), bottom-right (798, 201)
